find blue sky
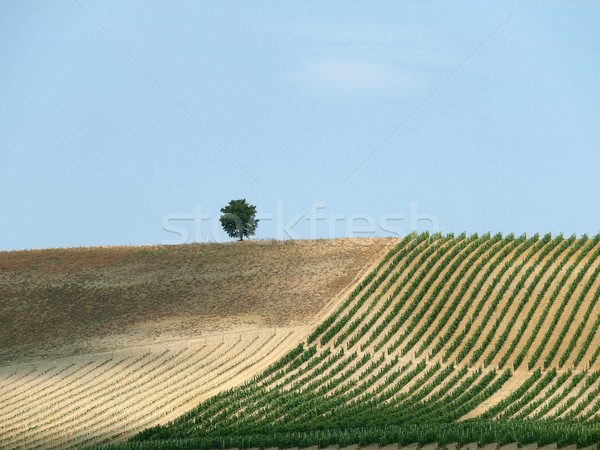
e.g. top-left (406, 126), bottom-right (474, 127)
top-left (1, 1), bottom-right (599, 250)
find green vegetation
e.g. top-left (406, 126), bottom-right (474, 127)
top-left (219, 199), bottom-right (259, 241)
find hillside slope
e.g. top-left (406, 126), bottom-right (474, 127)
top-left (0, 238), bottom-right (394, 364)
top-left (125, 232), bottom-right (600, 448)
top-left (5, 232), bottom-right (600, 449)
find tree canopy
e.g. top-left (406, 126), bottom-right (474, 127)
top-left (219, 199), bottom-right (259, 241)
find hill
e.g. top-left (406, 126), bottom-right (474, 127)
top-left (0, 238), bottom-right (394, 364)
top-left (0, 238), bottom-right (395, 448)
top-left (4, 233), bottom-right (600, 449)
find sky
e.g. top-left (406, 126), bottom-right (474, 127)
top-left (1, 1), bottom-right (599, 250)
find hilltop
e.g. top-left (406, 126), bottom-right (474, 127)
top-left (0, 238), bottom-right (395, 364)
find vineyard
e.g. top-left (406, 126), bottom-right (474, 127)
top-left (4, 233), bottom-right (600, 448)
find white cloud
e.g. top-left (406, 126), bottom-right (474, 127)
top-left (286, 58), bottom-right (425, 97)
top-left (306, 44), bottom-right (455, 66)
top-left (261, 20), bottom-right (450, 98)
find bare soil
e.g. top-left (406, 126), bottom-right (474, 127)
top-left (0, 237), bottom-right (396, 364)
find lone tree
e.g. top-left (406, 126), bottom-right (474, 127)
top-left (219, 199), bottom-right (259, 241)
